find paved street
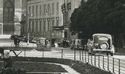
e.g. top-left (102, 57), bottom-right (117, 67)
top-left (0, 39), bottom-right (125, 74)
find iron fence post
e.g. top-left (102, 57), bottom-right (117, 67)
top-left (82, 50), bottom-right (83, 61)
top-left (74, 49), bottom-right (76, 60)
top-left (85, 50), bottom-right (86, 62)
top-left (94, 55), bottom-right (96, 66)
top-left (91, 54), bottom-right (92, 65)
top-left (103, 56), bottom-right (104, 69)
top-left (88, 52), bottom-right (89, 63)
top-left (112, 58), bottom-right (114, 73)
top-left (79, 50), bottom-right (81, 60)
top-left (107, 56), bottom-right (109, 71)
top-left (98, 56), bottom-right (100, 68)
top-left (61, 49), bottom-right (63, 58)
top-left (118, 59), bottom-right (120, 74)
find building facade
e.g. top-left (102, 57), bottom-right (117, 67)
top-left (0, 0), bottom-right (22, 35)
top-left (61, 0), bottom-right (81, 40)
top-left (25, 0), bottom-right (64, 40)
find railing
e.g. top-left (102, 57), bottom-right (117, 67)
top-left (7, 46), bottom-right (125, 74)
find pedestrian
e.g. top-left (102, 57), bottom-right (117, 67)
top-left (14, 36), bottom-right (18, 46)
top-left (47, 40), bottom-right (51, 49)
top-left (63, 39), bottom-right (66, 48)
top-left (0, 48), bottom-right (4, 59)
top-left (17, 38), bottom-right (21, 46)
top-left (0, 48), bottom-right (12, 68)
top-left (13, 35), bottom-right (20, 47)
top-left (54, 42), bottom-right (58, 48)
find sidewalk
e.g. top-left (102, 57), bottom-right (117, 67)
top-left (55, 63), bottom-right (80, 74)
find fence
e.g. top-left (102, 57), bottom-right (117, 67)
top-left (7, 46), bottom-right (125, 74)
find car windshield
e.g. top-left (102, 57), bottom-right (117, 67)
top-left (94, 36), bottom-right (110, 43)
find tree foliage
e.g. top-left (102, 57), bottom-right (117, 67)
top-left (70, 0), bottom-right (125, 37)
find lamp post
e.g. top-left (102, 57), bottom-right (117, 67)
top-left (26, 0), bottom-right (30, 45)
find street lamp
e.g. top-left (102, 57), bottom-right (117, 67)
top-left (26, 0), bottom-right (30, 45)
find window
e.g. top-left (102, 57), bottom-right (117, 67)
top-left (38, 19), bottom-right (40, 32)
top-left (41, 19), bottom-right (44, 35)
top-left (56, 2), bottom-right (59, 15)
top-left (36, 5), bottom-right (38, 17)
top-left (44, 4), bottom-right (46, 15)
top-left (40, 19), bottom-right (42, 32)
top-left (34, 20), bottom-right (36, 32)
top-left (48, 4), bottom-right (50, 15)
top-left (52, 18), bottom-right (55, 27)
top-left (43, 19), bottom-right (46, 32)
top-left (28, 6), bottom-right (31, 16)
top-left (47, 18), bottom-right (50, 31)
top-left (52, 3), bottom-right (54, 15)
top-left (32, 20), bottom-right (34, 32)
top-left (40, 5), bottom-right (42, 16)
top-left (56, 17), bottom-right (59, 26)
top-left (46, 19), bottom-right (48, 31)
top-left (35, 20), bottom-right (38, 32)
top-left (32, 6), bottom-right (34, 16)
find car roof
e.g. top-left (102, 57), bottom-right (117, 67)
top-left (92, 33), bottom-right (112, 38)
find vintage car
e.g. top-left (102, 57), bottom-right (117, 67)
top-left (87, 33), bottom-right (115, 56)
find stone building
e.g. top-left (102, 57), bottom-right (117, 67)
top-left (25, 0), bottom-right (64, 41)
top-left (0, 0), bottom-right (22, 35)
top-left (61, 0), bottom-right (81, 40)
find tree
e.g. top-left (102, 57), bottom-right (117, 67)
top-left (70, 0), bottom-right (125, 39)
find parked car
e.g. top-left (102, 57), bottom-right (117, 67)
top-left (87, 33), bottom-right (115, 56)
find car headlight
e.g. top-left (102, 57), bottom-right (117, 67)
top-left (100, 43), bottom-right (108, 49)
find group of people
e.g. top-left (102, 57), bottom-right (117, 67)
top-left (62, 39), bottom-right (70, 48)
top-left (53, 39), bottom-right (70, 48)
